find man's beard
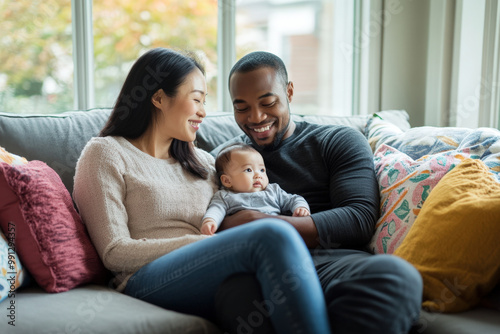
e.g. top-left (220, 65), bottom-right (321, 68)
top-left (249, 113), bottom-right (291, 152)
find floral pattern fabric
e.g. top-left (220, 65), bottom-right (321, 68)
top-left (0, 231), bottom-right (25, 303)
top-left (365, 114), bottom-right (500, 254)
top-left (369, 144), bottom-right (476, 254)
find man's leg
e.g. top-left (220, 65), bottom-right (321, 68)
top-left (215, 249), bottom-right (422, 334)
top-left (215, 273), bottom-right (276, 334)
top-left (314, 249), bottom-right (422, 334)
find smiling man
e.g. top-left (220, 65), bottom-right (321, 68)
top-left (213, 51), bottom-right (423, 334)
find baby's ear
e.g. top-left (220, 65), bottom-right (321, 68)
top-left (220, 175), bottom-right (231, 188)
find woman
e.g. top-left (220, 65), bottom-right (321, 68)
top-left (73, 47), bottom-right (330, 334)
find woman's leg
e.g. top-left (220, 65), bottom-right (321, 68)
top-left (216, 249), bottom-right (422, 334)
top-left (123, 219), bottom-right (331, 334)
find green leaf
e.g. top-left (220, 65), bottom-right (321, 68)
top-left (388, 169), bottom-right (400, 184)
top-left (388, 220), bottom-right (396, 235)
top-left (410, 173), bottom-right (430, 183)
top-left (394, 200), bottom-right (410, 220)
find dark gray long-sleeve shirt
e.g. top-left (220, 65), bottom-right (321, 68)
top-left (212, 121), bottom-right (379, 248)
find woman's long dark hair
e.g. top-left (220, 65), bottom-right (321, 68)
top-left (100, 48), bottom-right (209, 179)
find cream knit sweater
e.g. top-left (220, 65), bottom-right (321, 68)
top-left (73, 136), bottom-right (218, 291)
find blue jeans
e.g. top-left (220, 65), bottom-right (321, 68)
top-left (123, 219), bottom-right (331, 334)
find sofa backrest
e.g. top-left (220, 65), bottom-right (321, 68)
top-left (0, 109), bottom-right (410, 195)
top-left (0, 109), bottom-right (111, 195)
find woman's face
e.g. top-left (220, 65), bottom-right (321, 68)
top-left (154, 68), bottom-right (207, 143)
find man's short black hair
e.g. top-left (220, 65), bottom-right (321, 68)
top-left (228, 51), bottom-right (289, 89)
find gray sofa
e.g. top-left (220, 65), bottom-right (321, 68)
top-left (0, 108), bottom-right (499, 334)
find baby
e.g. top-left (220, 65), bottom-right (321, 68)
top-left (201, 143), bottom-right (310, 235)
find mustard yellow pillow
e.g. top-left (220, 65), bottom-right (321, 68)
top-left (394, 158), bottom-right (500, 313)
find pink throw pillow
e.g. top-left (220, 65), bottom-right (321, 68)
top-left (0, 161), bottom-right (107, 292)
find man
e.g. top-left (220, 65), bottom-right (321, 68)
top-left (213, 51), bottom-right (422, 334)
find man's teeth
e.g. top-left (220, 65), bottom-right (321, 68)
top-left (253, 125), bottom-right (271, 133)
top-left (189, 121), bottom-right (199, 127)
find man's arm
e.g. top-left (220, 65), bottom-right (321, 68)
top-left (310, 127), bottom-right (379, 248)
top-left (218, 210), bottom-right (319, 248)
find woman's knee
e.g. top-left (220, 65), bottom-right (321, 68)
top-left (246, 219), bottom-right (302, 246)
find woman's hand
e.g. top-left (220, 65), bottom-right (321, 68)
top-left (218, 210), bottom-right (268, 231)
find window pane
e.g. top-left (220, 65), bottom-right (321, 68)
top-left (0, 0), bottom-right (73, 114)
top-left (93, 0), bottom-right (218, 112)
top-left (236, 0), bottom-right (348, 116)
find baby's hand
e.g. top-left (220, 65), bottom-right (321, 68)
top-left (293, 207), bottom-right (310, 217)
top-left (201, 220), bottom-right (217, 235)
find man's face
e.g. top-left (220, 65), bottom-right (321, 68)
top-left (229, 67), bottom-right (295, 149)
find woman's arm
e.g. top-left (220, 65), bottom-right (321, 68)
top-left (73, 139), bottom-right (209, 274)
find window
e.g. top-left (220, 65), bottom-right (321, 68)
top-left (0, 0), bottom-right (73, 114)
top-left (1, 0), bottom-right (498, 126)
top-left (92, 0), bottom-right (218, 111)
top-left (235, 0), bottom-right (358, 116)
top-left (0, 0), bottom-right (217, 114)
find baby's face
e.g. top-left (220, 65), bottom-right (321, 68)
top-left (220, 150), bottom-right (269, 193)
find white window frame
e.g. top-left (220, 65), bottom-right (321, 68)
top-left (356, 0), bottom-right (382, 116)
top-left (218, 0), bottom-right (236, 113)
top-left (72, 0), bottom-right (94, 110)
top-left (479, 0), bottom-right (500, 128)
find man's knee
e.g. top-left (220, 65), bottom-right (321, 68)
top-left (369, 255), bottom-right (423, 296)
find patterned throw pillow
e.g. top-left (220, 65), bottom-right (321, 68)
top-left (0, 147), bottom-right (27, 166)
top-left (368, 144), bottom-right (478, 254)
top-left (364, 114), bottom-right (500, 180)
top-left (0, 147), bottom-right (28, 301)
top-left (0, 230), bottom-right (26, 303)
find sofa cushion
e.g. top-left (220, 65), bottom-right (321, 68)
top-left (368, 144), bottom-right (475, 254)
top-left (416, 307), bottom-right (500, 333)
top-left (394, 159), bottom-right (500, 313)
top-left (0, 160), bottom-right (107, 293)
top-left (0, 109), bottom-right (111, 195)
top-left (0, 285), bottom-right (221, 334)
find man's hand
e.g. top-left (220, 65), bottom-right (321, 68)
top-left (218, 210), bottom-right (269, 231)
